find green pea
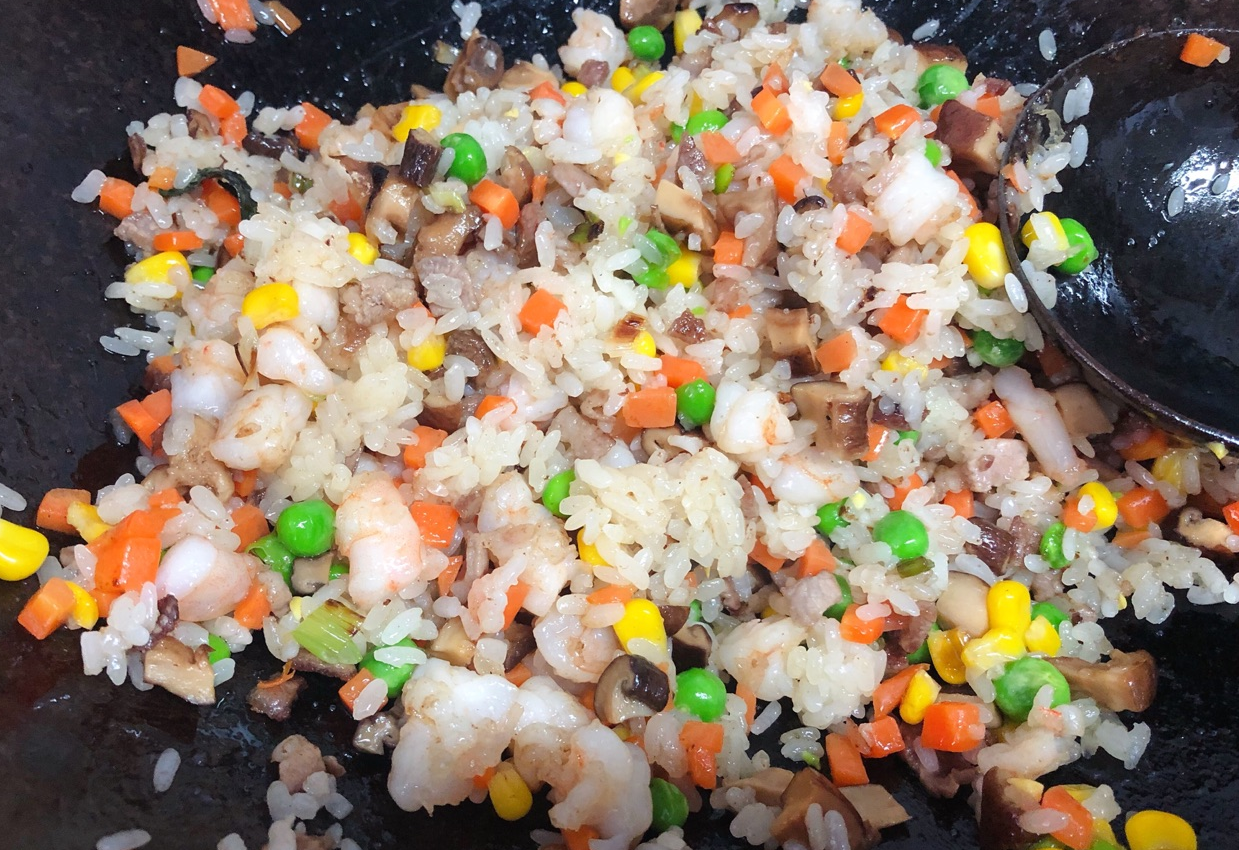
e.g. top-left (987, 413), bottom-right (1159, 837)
top-left (684, 109), bottom-right (728, 136)
top-left (801, 750), bottom-right (822, 769)
top-left (838, 57), bottom-right (853, 69)
top-left (618, 215), bottom-right (635, 235)
top-left (275, 499), bottom-right (336, 558)
top-left (360, 638), bottom-right (420, 698)
top-left (1031, 601), bottom-right (1069, 630)
top-left (634, 265), bottom-right (671, 289)
top-left (872, 510), bottom-right (929, 559)
top-left (916, 63), bottom-right (969, 107)
top-left (206, 634), bottom-right (231, 664)
top-left (674, 667), bottom-right (727, 721)
top-left (993, 656), bottom-right (1071, 722)
top-left (971, 329), bottom-right (1026, 367)
top-left (627, 25), bottom-right (666, 62)
top-left (906, 624), bottom-right (937, 664)
top-left (676, 379), bottom-right (716, 428)
top-left (1088, 840), bottom-right (1122, 850)
top-left (247, 533), bottom-right (294, 586)
top-left (688, 599), bottom-right (703, 622)
top-left (645, 229), bottom-right (681, 265)
top-left (896, 429), bottom-right (920, 444)
top-left (713, 163), bottom-right (735, 194)
top-left (1028, 839), bottom-right (1070, 850)
top-left (1056, 217), bottom-right (1098, 274)
top-left (191, 265), bottom-right (214, 283)
top-left (896, 556), bottom-right (932, 578)
top-left (649, 778), bottom-right (689, 832)
top-left (1039, 521), bottom-right (1069, 569)
top-left (924, 139), bottom-right (943, 168)
top-left (824, 573), bottom-right (853, 620)
top-left (815, 500), bottom-right (850, 537)
top-left (669, 123), bottom-right (684, 143)
top-left (542, 469), bottom-right (576, 517)
top-left (440, 132), bottom-right (488, 185)
top-left (328, 561), bottom-right (350, 582)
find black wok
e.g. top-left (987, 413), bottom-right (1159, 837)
top-left (0, 1), bottom-right (1237, 848)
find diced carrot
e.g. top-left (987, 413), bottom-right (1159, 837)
top-left (974, 400), bottom-right (1014, 439)
top-left (36, 488), bottom-right (92, 535)
top-left (328, 194), bottom-right (363, 224)
top-left (410, 502), bottom-right (459, 549)
top-left (436, 555), bottom-right (463, 598)
top-left (763, 62), bottom-right (789, 94)
top-left (152, 230), bottom-right (205, 252)
top-left (94, 536), bottom-right (162, 592)
top-left (475, 395), bottom-right (516, 420)
top-left (713, 230), bottom-right (745, 265)
top-left (198, 84), bottom-right (240, 120)
top-left (531, 173), bottom-right (548, 203)
top-left (176, 45), bottom-right (217, 77)
top-left (862, 424), bottom-right (890, 462)
top-left (99, 178), bottom-right (136, 219)
top-left (223, 231), bottom-right (245, 257)
top-left (680, 720), bottom-right (725, 754)
top-left (658, 355), bottom-right (707, 388)
top-left (825, 732), bottom-right (870, 787)
top-left (232, 583), bottom-right (271, 630)
top-left (728, 304), bottom-right (753, 320)
top-left (820, 63), bottom-right (862, 97)
top-left (338, 668), bottom-right (377, 713)
top-left (563, 826), bottom-right (600, 850)
top-left (505, 661), bottom-right (533, 686)
top-left (836, 210), bottom-right (874, 254)
top-left (1224, 501), bottom-right (1239, 535)
top-left (90, 587), bottom-right (122, 618)
top-left (686, 743), bottom-right (718, 788)
top-left (751, 87), bottom-right (792, 135)
top-left (503, 581), bottom-right (530, 628)
top-left (875, 294), bottom-right (927, 345)
top-left (147, 167), bottom-right (177, 191)
top-left (220, 112), bottom-right (247, 148)
top-left (234, 469), bottom-right (259, 499)
top-left (204, 180), bottom-right (242, 227)
top-left (403, 425), bottom-right (449, 469)
top-left (1040, 786), bottom-right (1096, 850)
top-left (1118, 429), bottom-right (1169, 462)
top-left (1112, 529), bottom-right (1152, 549)
top-left (736, 683), bottom-right (757, 728)
top-left (295, 102), bottom-right (333, 150)
top-left (768, 153), bottom-right (807, 204)
top-left (929, 103), bottom-right (944, 124)
top-left (749, 538), bottom-right (787, 572)
top-left (871, 664), bottom-right (929, 718)
top-left (469, 178), bottom-right (521, 229)
top-left (1038, 342), bottom-right (1072, 380)
top-left (622, 386), bottom-right (678, 429)
top-left (874, 104), bottom-right (921, 139)
top-left (1001, 162), bottom-right (1030, 193)
top-left (974, 95), bottom-right (1003, 120)
top-left (17, 578), bottom-right (77, 640)
top-left (1116, 487), bottom-right (1171, 528)
top-left (857, 715), bottom-right (905, 757)
top-left (699, 131), bottom-right (741, 165)
top-left (147, 488), bottom-right (183, 510)
top-left (920, 701), bottom-right (984, 752)
top-left (748, 474), bottom-right (775, 503)
top-left (140, 388), bottom-right (173, 427)
top-left (816, 332), bottom-right (857, 374)
top-left (942, 489), bottom-right (975, 519)
top-left (1061, 497), bottom-right (1097, 533)
top-left (1181, 32), bottom-right (1228, 67)
top-left (796, 538), bottom-right (837, 578)
top-left (889, 473), bottom-right (924, 511)
top-left (528, 79), bottom-right (566, 105)
top-left (472, 766), bottom-right (497, 790)
top-left (211, 0), bottom-right (259, 31)
top-left (585, 584), bottom-right (633, 606)
top-left (826, 120), bottom-right (850, 165)
top-left (230, 504), bottom-right (268, 551)
top-left (116, 399), bottom-right (161, 448)
top-left (839, 603), bottom-right (885, 644)
top-left (272, 181), bottom-right (292, 199)
top-left (519, 288), bottom-right (567, 335)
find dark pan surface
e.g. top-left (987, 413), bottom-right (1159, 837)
top-left (0, 1), bottom-right (1236, 848)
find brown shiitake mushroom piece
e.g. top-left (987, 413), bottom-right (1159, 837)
top-left (765, 308), bottom-right (818, 377)
top-left (671, 622), bottom-right (712, 671)
top-left (594, 653), bottom-right (671, 726)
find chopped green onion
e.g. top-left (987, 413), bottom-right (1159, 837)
top-left (291, 599), bottom-right (364, 665)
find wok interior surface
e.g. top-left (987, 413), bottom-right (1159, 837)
top-left (1, 0), bottom-right (1237, 847)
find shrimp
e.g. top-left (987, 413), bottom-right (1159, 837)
top-left (993, 366), bottom-right (1088, 486)
top-left (209, 384), bottom-right (312, 472)
top-left (155, 534), bottom-right (258, 621)
top-left (709, 381), bottom-right (794, 461)
top-left (717, 616), bottom-right (808, 702)
top-left (336, 472), bottom-right (431, 610)
top-left (511, 676), bottom-right (591, 791)
top-left (557, 8), bottom-right (627, 78)
top-left (171, 339), bottom-right (246, 421)
top-left (388, 659), bottom-right (522, 813)
top-left (769, 449), bottom-right (861, 505)
top-left (255, 327), bottom-right (337, 397)
top-left (182, 265), bottom-right (250, 341)
top-left (544, 721), bottom-right (652, 849)
top-left (290, 280), bottom-right (339, 334)
top-left (532, 597), bottom-right (621, 683)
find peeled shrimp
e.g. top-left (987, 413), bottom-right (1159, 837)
top-left (532, 597), bottom-right (621, 683)
top-left (155, 534), bottom-right (258, 621)
top-left (543, 721), bottom-right (652, 849)
top-left (769, 450), bottom-right (860, 505)
top-left (336, 472), bottom-right (431, 610)
top-left (209, 384), bottom-right (312, 472)
top-left (709, 381), bottom-right (794, 461)
top-left (171, 339), bottom-right (246, 421)
top-left (557, 8), bottom-right (626, 78)
top-left (717, 616), bottom-right (808, 702)
top-left (182, 265), bottom-right (250, 340)
top-left (511, 676), bottom-right (591, 791)
top-left (993, 367), bottom-right (1087, 486)
top-left (255, 327), bottom-right (337, 396)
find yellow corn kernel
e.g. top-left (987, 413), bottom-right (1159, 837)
top-left (562, 81), bottom-right (588, 98)
top-left (613, 598), bottom-right (667, 653)
top-left (1125, 810), bottom-right (1197, 850)
top-left (1152, 448), bottom-right (1194, 491)
top-left (1092, 815), bottom-right (1119, 846)
top-left (406, 334), bottom-right (447, 371)
top-left (1023, 616), bottom-right (1061, 656)
top-left (1019, 210), bottom-right (1069, 251)
top-left (611, 66), bottom-right (637, 92)
top-left (241, 282), bottom-right (299, 330)
top-left (613, 725), bottom-right (631, 740)
top-left (987, 579), bottom-right (1032, 635)
top-left (577, 531), bottom-right (607, 567)
top-left (832, 91), bottom-right (864, 119)
top-left (288, 596), bottom-right (304, 621)
top-left (881, 352), bottom-right (928, 378)
top-left (125, 251), bottom-right (190, 285)
top-left (1075, 481), bottom-right (1118, 531)
top-left (849, 490), bottom-right (868, 510)
top-left (488, 764), bottom-right (533, 821)
top-left (66, 501), bottom-right (110, 543)
top-left (963, 222), bottom-right (1011, 290)
top-left (666, 251), bottom-right (701, 288)
top-left (1007, 778), bottom-right (1044, 807)
top-left (65, 581), bottom-right (99, 630)
top-left (346, 232), bottom-right (379, 265)
top-left (674, 9), bottom-right (703, 52)
top-left (898, 668), bottom-right (940, 724)
top-left (614, 152), bottom-right (632, 165)
top-left (689, 91), bottom-right (704, 116)
top-left (627, 71), bottom-right (666, 103)
top-left (927, 627), bottom-right (969, 685)
top-left (961, 627), bottom-right (1024, 671)
top-left (761, 605), bottom-right (779, 618)
top-left (392, 104), bottom-right (442, 142)
top-left (632, 330), bottom-right (657, 358)
top-left (0, 519), bottom-right (50, 582)
top-left (1207, 441), bottom-right (1228, 460)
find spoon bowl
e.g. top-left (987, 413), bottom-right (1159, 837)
top-left (999, 29), bottom-right (1239, 445)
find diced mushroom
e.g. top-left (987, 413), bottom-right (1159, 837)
top-left (242, 131), bottom-right (298, 160)
top-left (658, 605), bottom-right (691, 638)
top-left (1047, 649), bottom-right (1158, 712)
top-left (353, 711), bottom-right (400, 754)
top-left (415, 206), bottom-right (483, 262)
top-left (594, 653), bottom-right (672, 726)
top-left (187, 109), bottom-right (214, 139)
top-left (576, 59), bottom-right (610, 88)
top-left (427, 616), bottom-right (476, 667)
top-left (702, 3), bottom-right (761, 38)
top-left (550, 162), bottom-right (600, 199)
top-left (398, 129), bottom-right (443, 188)
top-left (765, 308), bottom-right (818, 377)
top-left (671, 622), bottom-right (712, 670)
top-left (143, 636), bottom-right (216, 705)
top-left (446, 328), bottom-right (498, 381)
top-left (500, 146), bottom-right (535, 205)
top-left (790, 380), bottom-right (872, 459)
top-left (965, 518), bottom-right (1017, 575)
top-left (641, 427), bottom-right (691, 461)
top-left (668, 309), bottom-right (707, 344)
top-left (826, 161), bottom-right (875, 206)
top-left (366, 173), bottom-right (422, 250)
top-left (499, 60), bottom-right (558, 91)
top-left (1052, 384), bottom-right (1113, 437)
top-left (840, 784), bottom-right (912, 831)
top-left (514, 201), bottom-right (545, 269)
top-left (655, 180), bottom-right (719, 249)
top-left (771, 768), bottom-right (879, 850)
top-left (725, 767), bottom-right (795, 806)
top-left (444, 33), bottom-right (505, 100)
top-left (1176, 508), bottom-right (1233, 553)
top-left (936, 100), bottom-right (1002, 175)
top-left (977, 769), bottom-right (1036, 850)
top-left (291, 554), bottom-right (334, 595)
top-left (503, 622), bottom-right (536, 671)
top-left (247, 674), bottom-right (308, 722)
top-left (619, 0), bottom-right (676, 30)
top-left (936, 572), bottom-right (991, 638)
top-left (914, 43), bottom-right (968, 75)
top-left (675, 135), bottom-right (713, 188)
top-left (149, 595), bottom-right (180, 645)
top-left (716, 185), bottom-right (779, 267)
top-left (793, 195), bottom-right (829, 213)
top-left (127, 134), bottom-right (148, 171)
top-left (289, 648), bottom-right (356, 681)
top-left (142, 416), bottom-right (236, 501)
top-left (366, 103), bottom-right (407, 140)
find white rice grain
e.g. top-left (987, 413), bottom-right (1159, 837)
top-left (73, 169), bottom-right (107, 203)
top-left (1004, 272), bottom-right (1029, 313)
top-left (0, 482), bottom-right (26, 512)
top-left (217, 836), bottom-right (247, 850)
top-left (351, 676), bottom-right (390, 719)
top-left (152, 748), bottom-right (181, 793)
top-left (452, 0), bottom-right (482, 38)
top-left (1062, 76), bottom-right (1093, 122)
top-left (1211, 172), bottom-right (1231, 195)
top-left (1166, 185), bottom-right (1185, 218)
top-left (911, 19), bottom-right (940, 41)
top-left (750, 700), bottom-right (783, 735)
top-left (1069, 125), bottom-right (1089, 167)
top-left (1039, 29), bottom-right (1058, 61)
top-left (96, 830), bottom-right (152, 850)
